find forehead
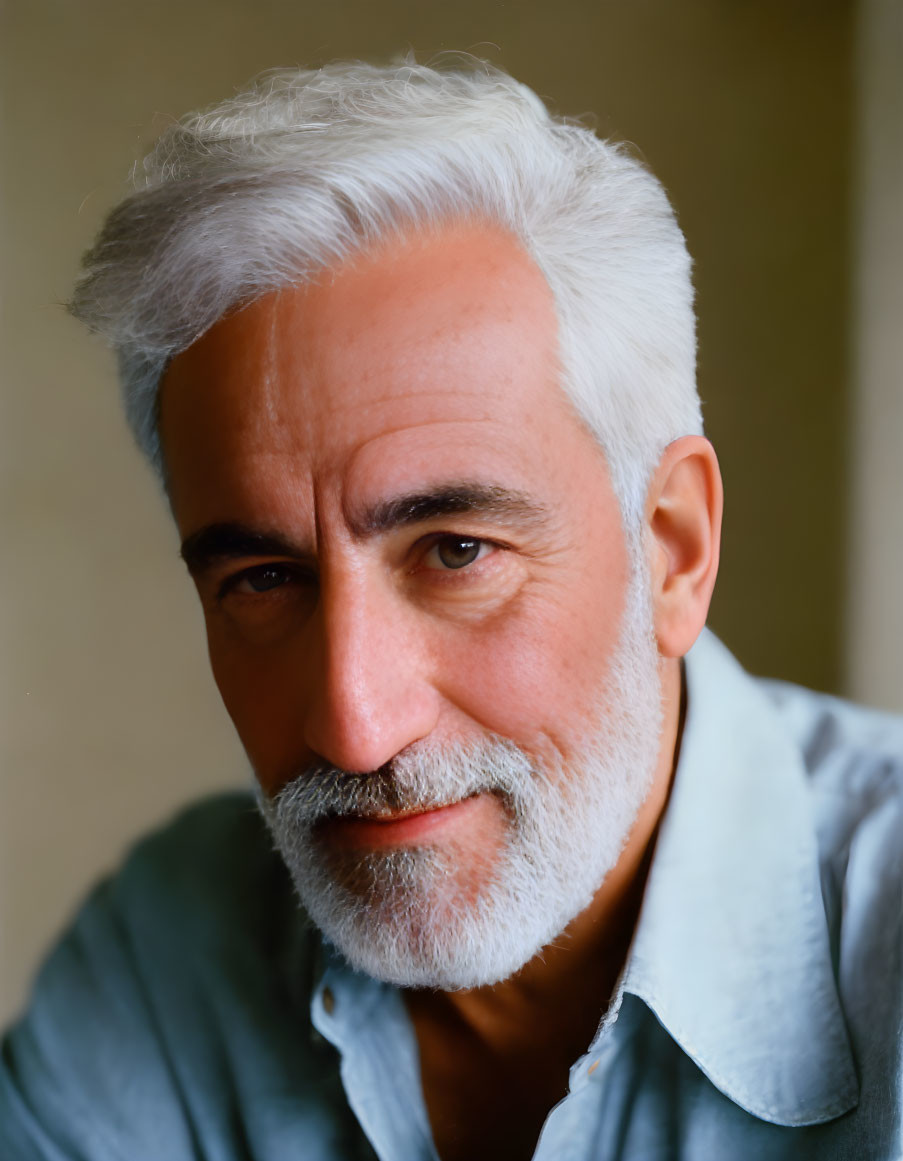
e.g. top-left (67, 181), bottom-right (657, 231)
top-left (159, 223), bottom-right (592, 530)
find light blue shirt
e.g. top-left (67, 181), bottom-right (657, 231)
top-left (2, 632), bottom-right (901, 1159)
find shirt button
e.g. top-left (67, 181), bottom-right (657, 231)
top-left (322, 987), bottom-right (336, 1015)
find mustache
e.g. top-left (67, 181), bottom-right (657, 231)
top-left (262, 737), bottom-right (540, 828)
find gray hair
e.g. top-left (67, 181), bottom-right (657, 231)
top-left (70, 58), bottom-right (702, 527)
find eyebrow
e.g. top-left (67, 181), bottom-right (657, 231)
top-left (348, 482), bottom-right (550, 537)
top-left (180, 525), bottom-right (306, 576)
top-left (180, 482), bottom-right (550, 575)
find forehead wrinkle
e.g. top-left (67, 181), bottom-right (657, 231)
top-left (343, 412), bottom-right (503, 449)
top-left (335, 411), bottom-right (509, 493)
top-left (321, 386), bottom-right (500, 427)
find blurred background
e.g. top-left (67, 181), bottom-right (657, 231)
top-left (1, 0), bottom-right (900, 1024)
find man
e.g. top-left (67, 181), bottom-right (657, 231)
top-left (1, 60), bottom-right (900, 1161)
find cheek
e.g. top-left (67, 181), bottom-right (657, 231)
top-left (206, 629), bottom-right (310, 786)
top-left (435, 576), bottom-right (627, 754)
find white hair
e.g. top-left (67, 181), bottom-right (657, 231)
top-left (70, 58), bottom-right (702, 526)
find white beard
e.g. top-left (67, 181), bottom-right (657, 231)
top-left (258, 562), bottom-right (663, 991)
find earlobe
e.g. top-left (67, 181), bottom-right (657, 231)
top-left (645, 436), bottom-right (723, 659)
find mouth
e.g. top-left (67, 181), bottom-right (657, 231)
top-left (315, 793), bottom-right (485, 852)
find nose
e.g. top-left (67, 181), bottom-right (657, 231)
top-left (301, 568), bottom-right (440, 773)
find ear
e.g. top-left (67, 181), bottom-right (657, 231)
top-left (645, 436), bottom-right (723, 659)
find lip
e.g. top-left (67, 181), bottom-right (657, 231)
top-left (317, 794), bottom-right (484, 851)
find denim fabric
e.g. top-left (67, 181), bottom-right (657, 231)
top-left (1, 632), bottom-right (901, 1160)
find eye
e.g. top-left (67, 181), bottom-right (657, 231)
top-left (222, 563), bottom-right (298, 597)
top-left (423, 536), bottom-right (491, 571)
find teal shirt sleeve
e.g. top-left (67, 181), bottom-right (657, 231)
top-left (1, 878), bottom-right (199, 1160)
top-left (0, 794), bottom-right (368, 1161)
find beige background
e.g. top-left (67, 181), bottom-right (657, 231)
top-left (1, 0), bottom-right (900, 1025)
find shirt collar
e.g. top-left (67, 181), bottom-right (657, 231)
top-left (621, 630), bottom-right (858, 1126)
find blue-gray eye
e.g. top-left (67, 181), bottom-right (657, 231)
top-left (435, 538), bottom-right (482, 570)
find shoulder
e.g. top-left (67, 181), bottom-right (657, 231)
top-left (759, 680), bottom-right (903, 1083)
top-left (758, 678), bottom-right (903, 854)
top-left (113, 789), bottom-right (290, 932)
top-left (735, 675), bottom-right (903, 1144)
top-left (0, 793), bottom-right (318, 1161)
top-left (87, 790), bottom-right (304, 984)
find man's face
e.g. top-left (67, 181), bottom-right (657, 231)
top-left (161, 223), bottom-right (664, 987)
